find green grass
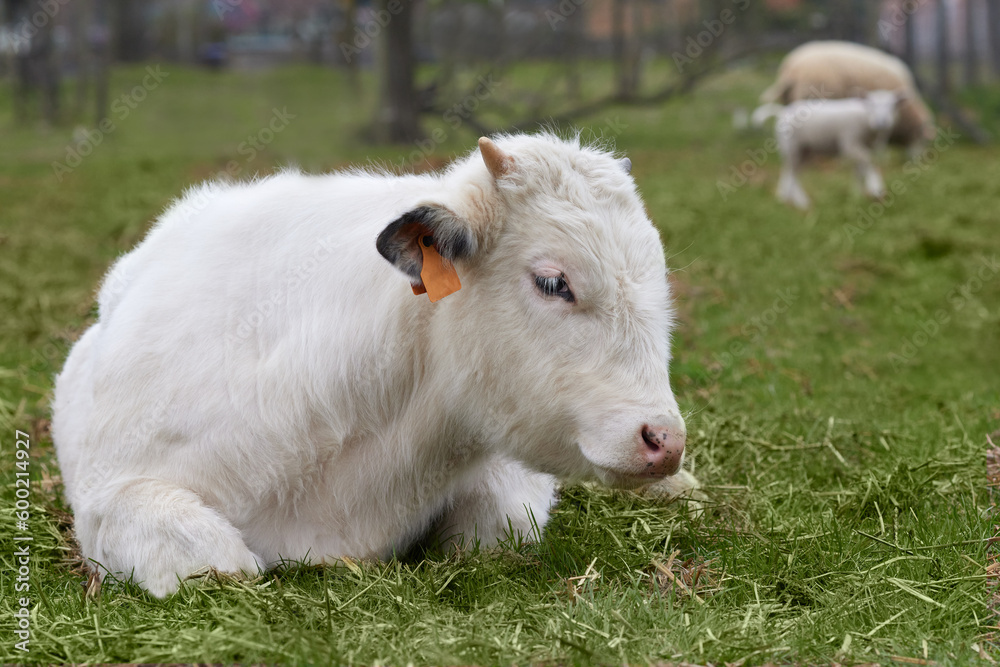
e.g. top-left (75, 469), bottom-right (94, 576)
top-left (0, 62), bottom-right (996, 665)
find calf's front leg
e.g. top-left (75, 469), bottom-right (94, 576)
top-left (432, 455), bottom-right (557, 551)
top-left (76, 477), bottom-right (264, 597)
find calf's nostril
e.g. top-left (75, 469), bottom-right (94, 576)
top-left (641, 426), bottom-right (661, 452)
top-left (639, 423), bottom-right (686, 475)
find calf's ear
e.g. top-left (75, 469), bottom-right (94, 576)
top-left (376, 205), bottom-right (476, 301)
top-left (479, 137), bottom-right (514, 179)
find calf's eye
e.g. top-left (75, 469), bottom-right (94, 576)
top-left (534, 274), bottom-right (575, 303)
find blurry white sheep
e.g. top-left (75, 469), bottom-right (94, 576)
top-left (754, 91), bottom-right (904, 210)
top-left (760, 41), bottom-right (935, 155)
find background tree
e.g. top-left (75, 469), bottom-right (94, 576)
top-left (338, 0), bottom-right (360, 91)
top-left (375, 0), bottom-right (421, 143)
top-left (964, 0), bottom-right (979, 87)
top-left (903, 0), bottom-right (916, 71)
top-left (93, 0), bottom-right (111, 123)
top-left (8, 0), bottom-right (60, 125)
top-left (988, 0), bottom-right (1000, 79)
top-left (935, 0), bottom-right (949, 96)
top-left (111, 0), bottom-right (146, 62)
top-left (612, 0), bottom-right (640, 100)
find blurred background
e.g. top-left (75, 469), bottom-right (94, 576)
top-left (2, 0), bottom-right (998, 143)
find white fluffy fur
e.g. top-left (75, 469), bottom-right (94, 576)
top-left (758, 92), bottom-right (902, 210)
top-left (760, 41), bottom-right (935, 154)
top-left (52, 133), bottom-right (693, 597)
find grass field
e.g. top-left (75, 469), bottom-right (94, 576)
top-left (0, 61), bottom-right (997, 665)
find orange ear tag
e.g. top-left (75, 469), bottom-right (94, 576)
top-left (415, 236), bottom-right (461, 302)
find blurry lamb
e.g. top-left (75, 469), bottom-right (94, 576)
top-left (759, 41), bottom-right (935, 155)
top-left (754, 91), bottom-right (904, 210)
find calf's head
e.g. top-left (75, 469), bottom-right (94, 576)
top-left (377, 134), bottom-right (686, 488)
top-left (864, 90), bottom-right (905, 133)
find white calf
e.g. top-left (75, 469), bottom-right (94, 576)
top-left (755, 91), bottom-right (903, 210)
top-left (52, 133), bottom-right (693, 597)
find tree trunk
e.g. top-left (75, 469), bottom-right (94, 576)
top-left (93, 0), bottom-right (111, 123)
top-left (10, 0), bottom-right (61, 124)
top-left (936, 0), bottom-right (950, 96)
top-left (564, 0), bottom-right (582, 102)
top-left (338, 0), bottom-right (360, 91)
top-left (612, 0), bottom-right (636, 99)
top-left (628, 0), bottom-right (644, 94)
top-left (986, 0), bottom-right (1000, 78)
top-left (434, 0), bottom-right (459, 97)
top-left (37, 0), bottom-right (60, 124)
top-left (176, 0), bottom-right (196, 64)
top-left (8, 0), bottom-right (31, 124)
top-left (612, 0), bottom-right (627, 98)
top-left (73, 0), bottom-right (89, 119)
top-left (375, 0), bottom-right (421, 144)
top-left (665, 0), bottom-right (682, 55)
top-left (854, 0), bottom-right (870, 44)
top-left (831, 0), bottom-right (852, 41)
top-left (112, 0), bottom-right (146, 62)
top-left (965, 0), bottom-right (980, 86)
top-left (903, 0), bottom-right (917, 70)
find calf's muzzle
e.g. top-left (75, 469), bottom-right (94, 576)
top-left (640, 422), bottom-right (685, 476)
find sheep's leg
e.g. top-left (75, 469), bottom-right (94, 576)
top-left (871, 128), bottom-right (891, 157)
top-left (843, 142), bottom-right (885, 199)
top-left (863, 165), bottom-right (886, 200)
top-left (432, 455), bottom-right (557, 551)
top-left (777, 153), bottom-right (810, 210)
top-left (907, 139), bottom-right (928, 160)
top-left (75, 477), bottom-right (263, 597)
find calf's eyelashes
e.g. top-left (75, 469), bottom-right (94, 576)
top-left (534, 274), bottom-right (574, 303)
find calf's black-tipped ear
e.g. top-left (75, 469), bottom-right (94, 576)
top-left (376, 205), bottom-right (477, 284)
